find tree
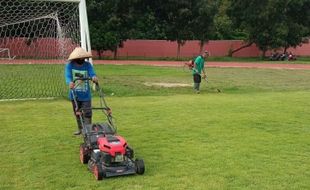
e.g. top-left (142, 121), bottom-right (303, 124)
top-left (282, 0), bottom-right (310, 52)
top-left (213, 0), bottom-right (247, 41)
top-left (228, 0), bottom-right (310, 57)
top-left (157, 0), bottom-right (195, 59)
top-left (87, 0), bottom-right (134, 59)
top-left (129, 0), bottom-right (166, 40)
top-left (191, 0), bottom-right (217, 53)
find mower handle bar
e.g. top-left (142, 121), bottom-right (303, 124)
top-left (73, 77), bottom-right (97, 83)
top-left (80, 107), bottom-right (111, 111)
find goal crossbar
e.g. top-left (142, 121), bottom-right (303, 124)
top-left (34, 0), bottom-right (80, 2)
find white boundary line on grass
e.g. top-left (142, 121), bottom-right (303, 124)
top-left (0, 97), bottom-right (56, 102)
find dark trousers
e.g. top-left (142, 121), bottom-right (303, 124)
top-left (193, 73), bottom-right (201, 91)
top-left (71, 100), bottom-right (92, 130)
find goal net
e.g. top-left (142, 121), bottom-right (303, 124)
top-left (0, 0), bottom-right (84, 100)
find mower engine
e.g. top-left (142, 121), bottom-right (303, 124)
top-left (79, 123), bottom-right (144, 180)
top-left (185, 60), bottom-right (194, 70)
top-left (97, 135), bottom-right (128, 163)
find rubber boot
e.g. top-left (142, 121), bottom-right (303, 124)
top-left (194, 83), bottom-right (200, 94)
top-left (73, 118), bottom-right (83, 135)
top-left (73, 125), bottom-right (82, 135)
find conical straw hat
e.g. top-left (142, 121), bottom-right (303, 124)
top-left (68, 47), bottom-right (92, 60)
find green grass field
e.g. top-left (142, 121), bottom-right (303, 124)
top-left (0, 64), bottom-right (310, 190)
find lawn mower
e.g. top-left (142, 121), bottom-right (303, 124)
top-left (71, 76), bottom-right (145, 180)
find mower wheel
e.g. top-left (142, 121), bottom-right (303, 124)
top-left (135, 159), bottom-right (145, 175)
top-left (79, 144), bottom-right (90, 164)
top-left (93, 164), bottom-right (105, 180)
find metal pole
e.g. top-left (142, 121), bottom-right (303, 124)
top-left (79, 0), bottom-right (92, 64)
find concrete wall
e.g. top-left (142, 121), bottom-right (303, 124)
top-left (1, 38), bottom-right (309, 59)
top-left (0, 37), bottom-right (77, 58)
top-left (98, 39), bottom-right (310, 58)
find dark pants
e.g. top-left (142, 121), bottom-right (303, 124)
top-left (71, 100), bottom-right (92, 131)
top-left (193, 73), bottom-right (201, 91)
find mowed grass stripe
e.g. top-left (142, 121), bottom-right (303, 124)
top-left (1, 64), bottom-right (310, 99)
top-left (0, 91), bottom-right (309, 190)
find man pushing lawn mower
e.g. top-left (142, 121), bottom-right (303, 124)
top-left (65, 47), bottom-right (145, 180)
top-left (65, 47), bottom-right (98, 135)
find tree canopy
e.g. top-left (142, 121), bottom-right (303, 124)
top-left (86, 0), bottom-right (310, 58)
top-left (228, 0), bottom-right (310, 56)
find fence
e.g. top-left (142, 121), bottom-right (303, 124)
top-left (96, 39), bottom-right (310, 58)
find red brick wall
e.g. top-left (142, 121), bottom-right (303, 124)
top-left (98, 40), bottom-right (310, 58)
top-left (0, 37), bottom-right (77, 58)
top-left (1, 38), bottom-right (309, 59)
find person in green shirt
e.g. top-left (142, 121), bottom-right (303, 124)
top-left (192, 50), bottom-right (208, 93)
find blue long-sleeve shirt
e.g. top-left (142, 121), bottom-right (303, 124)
top-left (65, 61), bottom-right (96, 101)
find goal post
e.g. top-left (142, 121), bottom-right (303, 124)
top-left (38, 0), bottom-right (92, 56)
top-left (0, 0), bottom-right (92, 100)
top-left (79, 0), bottom-right (92, 63)
top-left (0, 48), bottom-right (16, 60)
top-left (0, 0), bottom-right (92, 62)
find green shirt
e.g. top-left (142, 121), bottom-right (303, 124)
top-left (192, 55), bottom-right (205, 75)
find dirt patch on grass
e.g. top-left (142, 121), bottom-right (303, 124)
top-left (144, 82), bottom-right (191, 88)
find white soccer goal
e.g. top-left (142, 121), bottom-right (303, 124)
top-left (0, 0), bottom-right (91, 63)
top-left (0, 48), bottom-right (16, 60)
top-left (0, 0), bottom-right (92, 99)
